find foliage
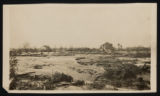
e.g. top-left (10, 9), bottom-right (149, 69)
top-left (89, 81), bottom-right (105, 89)
top-left (73, 80), bottom-right (85, 86)
top-left (42, 45), bottom-right (52, 52)
top-left (100, 42), bottom-right (115, 54)
top-left (9, 55), bottom-right (18, 79)
top-left (10, 42), bottom-right (150, 56)
top-left (52, 72), bottom-right (73, 83)
top-left (9, 78), bottom-right (18, 90)
top-left (33, 65), bottom-right (43, 69)
top-left (135, 77), bottom-right (150, 90)
top-left (133, 52), bottom-right (150, 58)
top-left (9, 53), bottom-right (18, 90)
top-left (103, 63), bottom-right (140, 80)
top-left (125, 46), bottom-right (150, 51)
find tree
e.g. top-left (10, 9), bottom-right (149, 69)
top-left (33, 48), bottom-right (38, 53)
top-left (42, 45), bottom-right (52, 53)
top-left (100, 42), bottom-right (115, 54)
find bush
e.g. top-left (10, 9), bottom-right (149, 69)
top-left (135, 77), bottom-right (150, 90)
top-left (89, 81), bottom-right (105, 89)
top-left (103, 63), bottom-right (140, 80)
top-left (100, 63), bottom-right (141, 88)
top-left (9, 78), bottom-right (18, 90)
top-left (139, 65), bottom-right (150, 73)
top-left (43, 80), bottom-right (56, 90)
top-left (73, 80), bottom-right (85, 86)
top-left (52, 72), bottom-right (73, 83)
top-left (9, 54), bottom-right (18, 90)
top-left (75, 57), bottom-right (86, 60)
top-left (33, 65), bottom-right (43, 69)
top-left (134, 52), bottom-right (150, 58)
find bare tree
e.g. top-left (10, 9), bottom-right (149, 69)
top-left (118, 43), bottom-right (123, 50)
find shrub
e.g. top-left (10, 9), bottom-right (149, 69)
top-left (75, 57), bottom-right (86, 60)
top-left (43, 80), bottom-right (56, 90)
top-left (52, 72), bottom-right (73, 83)
top-left (135, 77), bottom-right (150, 90)
top-left (139, 65), bottom-right (150, 73)
top-left (103, 63), bottom-right (140, 80)
top-left (89, 81), bottom-right (105, 89)
top-left (9, 78), bottom-right (18, 90)
top-left (33, 65), bottom-right (43, 69)
top-left (73, 80), bottom-right (85, 86)
top-left (101, 63), bottom-right (141, 88)
top-left (9, 54), bottom-right (18, 90)
top-left (134, 52), bottom-right (150, 58)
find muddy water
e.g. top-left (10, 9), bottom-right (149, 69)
top-left (16, 56), bottom-right (139, 90)
top-left (17, 56), bottom-right (105, 82)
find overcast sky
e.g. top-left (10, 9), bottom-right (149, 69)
top-left (4, 4), bottom-right (156, 48)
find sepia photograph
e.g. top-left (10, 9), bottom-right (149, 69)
top-left (3, 3), bottom-right (157, 93)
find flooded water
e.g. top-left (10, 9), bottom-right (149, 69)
top-left (17, 56), bottom-right (105, 82)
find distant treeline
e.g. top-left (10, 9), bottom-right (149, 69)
top-left (125, 47), bottom-right (150, 51)
top-left (114, 47), bottom-right (150, 57)
top-left (10, 42), bottom-right (151, 58)
top-left (10, 47), bottom-right (102, 53)
top-left (10, 47), bottom-right (103, 56)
